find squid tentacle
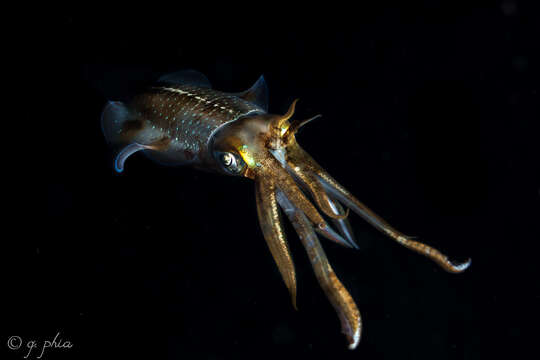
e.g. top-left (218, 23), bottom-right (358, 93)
top-left (270, 148), bottom-right (359, 248)
top-left (270, 148), bottom-right (348, 221)
top-left (286, 157), bottom-right (349, 221)
top-left (317, 173), bottom-right (471, 273)
top-left (276, 189), bottom-right (362, 350)
top-left (315, 224), bottom-right (354, 250)
top-left (286, 144), bottom-right (470, 273)
top-left (288, 164), bottom-right (358, 249)
top-left (265, 155), bottom-right (354, 249)
top-left (255, 178), bottom-right (298, 309)
top-left (283, 114), bottom-right (323, 143)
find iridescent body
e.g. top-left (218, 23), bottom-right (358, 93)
top-left (102, 70), bottom-right (471, 349)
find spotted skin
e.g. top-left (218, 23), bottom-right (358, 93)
top-left (127, 84), bottom-right (264, 164)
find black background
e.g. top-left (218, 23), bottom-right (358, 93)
top-left (7, 2), bottom-right (540, 359)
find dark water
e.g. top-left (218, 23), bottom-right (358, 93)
top-left (9, 3), bottom-right (540, 360)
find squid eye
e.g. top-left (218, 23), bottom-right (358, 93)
top-left (218, 152), bottom-right (245, 174)
top-left (221, 153), bottom-right (234, 167)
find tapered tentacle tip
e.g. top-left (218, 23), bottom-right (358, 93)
top-left (345, 319), bottom-right (362, 350)
top-left (316, 224), bottom-right (355, 249)
top-left (290, 290), bottom-right (298, 311)
top-left (347, 233), bottom-right (360, 250)
top-left (348, 337), bottom-right (360, 350)
top-left (447, 257), bottom-right (472, 273)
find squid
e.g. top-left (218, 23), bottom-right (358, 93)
top-left (102, 70), bottom-right (471, 349)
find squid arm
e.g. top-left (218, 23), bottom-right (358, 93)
top-left (276, 189), bottom-right (362, 350)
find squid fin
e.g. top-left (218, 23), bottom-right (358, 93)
top-left (114, 143), bottom-right (151, 173)
top-left (113, 137), bottom-right (172, 172)
top-left (101, 101), bottom-right (132, 145)
top-left (157, 69), bottom-right (212, 88)
top-left (234, 75), bottom-right (269, 111)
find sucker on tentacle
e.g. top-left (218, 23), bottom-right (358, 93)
top-left (102, 69), bottom-right (471, 350)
